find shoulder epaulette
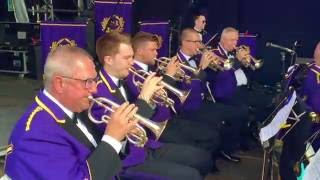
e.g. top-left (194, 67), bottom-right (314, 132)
top-left (25, 106), bottom-right (43, 131)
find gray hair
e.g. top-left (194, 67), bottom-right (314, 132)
top-left (221, 27), bottom-right (238, 39)
top-left (43, 46), bottom-right (93, 90)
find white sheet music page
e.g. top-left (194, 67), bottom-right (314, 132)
top-left (259, 91), bottom-right (297, 143)
top-left (304, 149), bottom-right (320, 180)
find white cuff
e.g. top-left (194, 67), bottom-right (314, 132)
top-left (101, 135), bottom-right (122, 153)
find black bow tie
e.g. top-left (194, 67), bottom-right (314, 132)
top-left (227, 52), bottom-right (233, 56)
top-left (72, 113), bottom-right (79, 124)
top-left (118, 80), bottom-right (125, 88)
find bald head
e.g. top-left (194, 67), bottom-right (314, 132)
top-left (43, 46), bottom-right (93, 90)
top-left (180, 28), bottom-right (199, 42)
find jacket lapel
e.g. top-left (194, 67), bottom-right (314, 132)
top-left (59, 115), bottom-right (95, 150)
top-left (99, 68), bottom-right (127, 103)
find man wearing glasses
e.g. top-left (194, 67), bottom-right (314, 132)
top-left (193, 13), bottom-right (210, 44)
top-left (174, 28), bottom-right (245, 163)
top-left (4, 46), bottom-right (138, 179)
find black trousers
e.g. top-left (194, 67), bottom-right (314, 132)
top-left (123, 143), bottom-right (213, 180)
top-left (178, 101), bottom-right (247, 154)
top-left (234, 85), bottom-right (275, 123)
top-left (159, 116), bottom-right (221, 153)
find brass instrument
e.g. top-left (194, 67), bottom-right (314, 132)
top-left (309, 112), bottom-right (320, 123)
top-left (88, 96), bottom-right (167, 147)
top-left (236, 45), bottom-right (263, 70)
top-left (129, 68), bottom-right (191, 107)
top-left (198, 49), bottom-right (234, 71)
top-left (155, 57), bottom-right (200, 83)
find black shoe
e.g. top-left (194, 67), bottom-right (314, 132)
top-left (219, 151), bottom-right (241, 163)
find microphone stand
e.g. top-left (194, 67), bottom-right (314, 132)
top-left (290, 42), bottom-right (299, 66)
top-left (280, 51), bottom-right (286, 78)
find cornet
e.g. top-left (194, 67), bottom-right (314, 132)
top-left (155, 57), bottom-right (200, 83)
top-left (236, 45), bottom-right (263, 70)
top-left (88, 96), bottom-right (167, 147)
top-left (129, 68), bottom-right (191, 108)
top-left (198, 49), bottom-right (234, 71)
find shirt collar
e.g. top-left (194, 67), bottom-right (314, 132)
top-left (179, 50), bottom-right (191, 61)
top-left (108, 73), bottom-right (121, 87)
top-left (134, 60), bottom-right (149, 71)
top-left (219, 43), bottom-right (229, 56)
top-left (43, 89), bottom-right (73, 119)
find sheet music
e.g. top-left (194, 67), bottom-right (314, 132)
top-left (259, 91), bottom-right (297, 143)
top-left (304, 149), bottom-right (320, 180)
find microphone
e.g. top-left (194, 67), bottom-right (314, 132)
top-left (266, 42), bottom-right (296, 54)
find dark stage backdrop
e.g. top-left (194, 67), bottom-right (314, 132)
top-left (134, 0), bottom-right (320, 84)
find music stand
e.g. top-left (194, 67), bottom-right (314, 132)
top-left (260, 88), bottom-right (299, 180)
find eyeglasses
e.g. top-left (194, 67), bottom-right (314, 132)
top-left (61, 76), bottom-right (98, 89)
top-left (185, 40), bottom-right (202, 43)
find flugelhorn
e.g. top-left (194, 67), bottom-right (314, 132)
top-left (236, 45), bottom-right (263, 70)
top-left (129, 68), bottom-right (191, 106)
top-left (155, 57), bottom-right (200, 83)
top-left (198, 48), bottom-right (234, 71)
top-left (88, 96), bottom-right (167, 147)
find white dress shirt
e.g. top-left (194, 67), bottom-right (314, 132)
top-left (219, 44), bottom-right (248, 86)
top-left (43, 89), bottom-right (122, 153)
top-left (180, 50), bottom-right (197, 68)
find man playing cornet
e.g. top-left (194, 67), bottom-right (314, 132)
top-left (207, 27), bottom-right (273, 149)
top-left (4, 46), bottom-right (139, 180)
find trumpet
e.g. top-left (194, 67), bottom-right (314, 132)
top-left (236, 45), bottom-right (263, 70)
top-left (129, 68), bottom-right (191, 107)
top-left (198, 49), bottom-right (234, 71)
top-left (88, 96), bottom-right (167, 147)
top-left (155, 57), bottom-right (200, 83)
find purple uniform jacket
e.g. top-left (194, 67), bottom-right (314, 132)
top-left (4, 91), bottom-right (121, 180)
top-left (207, 44), bottom-right (237, 102)
top-left (91, 68), bottom-right (162, 168)
top-left (175, 50), bottom-right (207, 111)
top-left (288, 62), bottom-right (320, 150)
top-left (126, 63), bottom-right (171, 123)
top-left (301, 63), bottom-right (320, 113)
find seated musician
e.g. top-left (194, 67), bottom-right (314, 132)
top-left (92, 32), bottom-right (213, 180)
top-left (4, 46), bottom-right (138, 179)
top-left (193, 12), bottom-right (210, 44)
top-left (173, 28), bottom-right (250, 162)
top-left (296, 41), bottom-right (320, 152)
top-left (278, 42), bottom-right (320, 180)
top-left (207, 27), bottom-right (276, 147)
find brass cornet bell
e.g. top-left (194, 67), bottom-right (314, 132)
top-left (88, 96), bottom-right (167, 147)
top-left (208, 56), bottom-right (234, 71)
top-left (198, 48), bottom-right (234, 71)
top-left (155, 57), bottom-right (200, 83)
top-left (236, 45), bottom-right (264, 70)
top-left (129, 68), bottom-right (191, 106)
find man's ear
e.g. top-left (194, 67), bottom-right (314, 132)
top-left (104, 55), bottom-right (113, 65)
top-left (52, 76), bottom-right (64, 93)
top-left (135, 48), bottom-right (143, 57)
